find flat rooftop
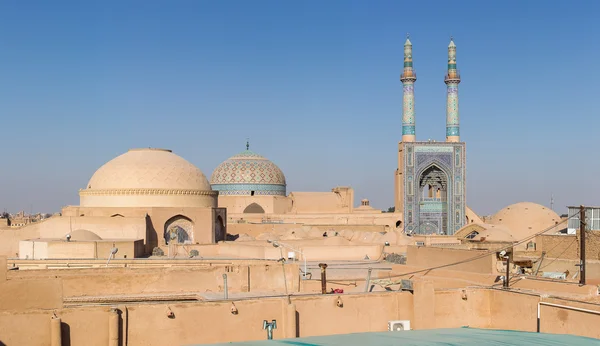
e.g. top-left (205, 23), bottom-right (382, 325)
top-left (203, 328), bottom-right (600, 346)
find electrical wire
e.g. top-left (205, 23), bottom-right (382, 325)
top-left (381, 211), bottom-right (580, 280)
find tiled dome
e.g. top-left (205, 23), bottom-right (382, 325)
top-left (210, 148), bottom-right (286, 196)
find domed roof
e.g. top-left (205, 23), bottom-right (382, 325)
top-left (210, 145), bottom-right (286, 196)
top-left (67, 229), bottom-right (102, 241)
top-left (85, 148), bottom-right (211, 191)
top-left (488, 202), bottom-right (561, 245)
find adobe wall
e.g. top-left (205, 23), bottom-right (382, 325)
top-left (228, 213), bottom-right (401, 228)
top-left (538, 234), bottom-right (578, 260)
top-left (406, 246), bottom-right (495, 274)
top-left (19, 239), bottom-right (145, 259)
top-left (0, 292), bottom-right (414, 346)
top-left (488, 289), bottom-right (600, 338)
top-left (538, 231), bottom-right (600, 262)
top-left (218, 195), bottom-right (290, 214)
top-left (7, 263), bottom-right (300, 297)
top-left (36, 215), bottom-right (147, 240)
top-left (433, 288), bottom-right (492, 329)
top-left (2, 281), bottom-right (600, 344)
top-left (0, 227), bottom-right (40, 257)
top-left (227, 223), bottom-right (390, 238)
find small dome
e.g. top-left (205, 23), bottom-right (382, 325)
top-left (488, 202), bottom-right (561, 246)
top-left (211, 147), bottom-right (286, 196)
top-left (67, 229), bottom-right (102, 241)
top-left (80, 149), bottom-right (216, 208)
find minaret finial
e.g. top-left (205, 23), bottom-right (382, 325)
top-left (445, 37), bottom-right (461, 142)
top-left (407, 32), bottom-right (410, 39)
top-left (246, 138), bottom-right (250, 150)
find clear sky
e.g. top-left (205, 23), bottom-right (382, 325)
top-left (0, 0), bottom-right (598, 216)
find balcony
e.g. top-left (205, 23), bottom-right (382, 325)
top-left (445, 70), bottom-right (461, 82)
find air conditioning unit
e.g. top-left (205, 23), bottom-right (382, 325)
top-left (415, 241), bottom-right (425, 247)
top-left (388, 320), bottom-right (411, 331)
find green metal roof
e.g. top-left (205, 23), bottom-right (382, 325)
top-left (204, 328), bottom-right (600, 346)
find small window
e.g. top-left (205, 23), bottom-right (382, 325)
top-left (251, 191), bottom-right (255, 196)
top-left (465, 231), bottom-right (479, 239)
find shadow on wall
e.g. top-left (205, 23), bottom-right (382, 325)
top-left (215, 215), bottom-right (226, 242)
top-left (61, 322), bottom-right (71, 346)
top-left (146, 215), bottom-right (157, 254)
top-left (296, 311), bottom-right (300, 338)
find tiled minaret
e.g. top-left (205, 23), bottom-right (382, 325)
top-left (445, 37), bottom-right (461, 142)
top-left (401, 35), bottom-right (417, 142)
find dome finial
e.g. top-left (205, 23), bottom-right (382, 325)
top-left (246, 138), bottom-right (250, 150)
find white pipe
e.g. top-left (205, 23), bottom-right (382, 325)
top-left (276, 241), bottom-right (307, 278)
top-left (537, 301), bottom-right (600, 332)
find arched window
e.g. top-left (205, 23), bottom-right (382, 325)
top-left (243, 203), bottom-right (265, 214)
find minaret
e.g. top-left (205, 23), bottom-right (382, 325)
top-left (445, 37), bottom-right (461, 142)
top-left (401, 35), bottom-right (417, 142)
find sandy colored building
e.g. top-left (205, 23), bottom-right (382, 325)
top-left (17, 148), bottom-right (227, 259)
top-left (210, 142), bottom-right (401, 228)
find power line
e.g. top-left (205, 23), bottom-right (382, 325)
top-left (383, 212), bottom-right (579, 280)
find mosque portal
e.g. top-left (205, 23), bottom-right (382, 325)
top-left (393, 36), bottom-right (466, 235)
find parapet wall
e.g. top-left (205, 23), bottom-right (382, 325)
top-left (2, 286), bottom-right (600, 345)
top-left (406, 246), bottom-right (496, 274)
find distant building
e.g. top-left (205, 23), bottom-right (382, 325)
top-left (394, 37), bottom-right (466, 235)
top-left (567, 206), bottom-right (600, 234)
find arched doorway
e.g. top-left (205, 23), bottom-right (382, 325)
top-left (243, 203), bottom-right (265, 214)
top-left (418, 164), bottom-right (449, 234)
top-left (164, 215), bottom-right (194, 245)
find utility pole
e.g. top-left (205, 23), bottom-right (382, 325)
top-left (504, 252), bottom-right (510, 289)
top-left (579, 205), bottom-right (586, 285)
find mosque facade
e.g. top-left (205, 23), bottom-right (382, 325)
top-left (394, 37), bottom-right (467, 235)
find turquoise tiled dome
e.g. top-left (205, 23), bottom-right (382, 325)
top-left (210, 149), bottom-right (286, 196)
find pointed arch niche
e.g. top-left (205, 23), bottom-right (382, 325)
top-left (164, 215), bottom-right (194, 245)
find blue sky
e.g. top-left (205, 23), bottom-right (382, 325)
top-left (0, 1), bottom-right (598, 216)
